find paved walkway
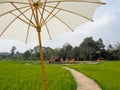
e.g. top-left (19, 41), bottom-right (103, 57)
top-left (64, 67), bottom-right (102, 90)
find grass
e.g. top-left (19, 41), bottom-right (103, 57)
top-left (0, 61), bottom-right (77, 90)
top-left (67, 61), bottom-right (120, 90)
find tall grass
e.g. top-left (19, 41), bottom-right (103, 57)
top-left (0, 61), bottom-right (77, 90)
top-left (67, 61), bottom-right (120, 90)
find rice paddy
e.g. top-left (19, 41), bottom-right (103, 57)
top-left (0, 61), bottom-right (77, 90)
top-left (67, 61), bottom-right (120, 90)
top-left (1, 60), bottom-right (120, 90)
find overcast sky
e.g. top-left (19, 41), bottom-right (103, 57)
top-left (0, 0), bottom-right (120, 53)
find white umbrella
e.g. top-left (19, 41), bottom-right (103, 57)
top-left (0, 0), bottom-right (105, 90)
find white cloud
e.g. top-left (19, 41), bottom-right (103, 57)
top-left (77, 12), bottom-right (116, 36)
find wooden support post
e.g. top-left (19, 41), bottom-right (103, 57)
top-left (37, 31), bottom-right (47, 90)
top-left (34, 2), bottom-right (47, 90)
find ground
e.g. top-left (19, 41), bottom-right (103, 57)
top-left (64, 67), bottom-right (102, 90)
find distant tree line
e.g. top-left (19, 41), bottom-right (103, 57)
top-left (0, 37), bottom-right (120, 61)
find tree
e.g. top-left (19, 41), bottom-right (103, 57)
top-left (65, 43), bottom-right (73, 60)
top-left (95, 38), bottom-right (105, 59)
top-left (63, 43), bottom-right (73, 51)
top-left (29, 49), bottom-right (33, 54)
top-left (79, 48), bottom-right (87, 61)
top-left (10, 46), bottom-right (17, 60)
top-left (33, 45), bottom-right (40, 59)
top-left (58, 43), bottom-right (73, 60)
top-left (79, 37), bottom-right (97, 61)
top-left (96, 38), bottom-right (105, 50)
top-left (11, 51), bottom-right (23, 61)
top-left (73, 46), bottom-right (80, 61)
top-left (34, 45), bottom-right (40, 53)
top-left (23, 50), bottom-right (31, 60)
top-left (110, 42), bottom-right (120, 60)
top-left (10, 46), bottom-right (16, 56)
top-left (43, 47), bottom-right (57, 60)
top-left (58, 48), bottom-right (67, 60)
top-left (105, 43), bottom-right (120, 60)
top-left (115, 43), bottom-right (120, 59)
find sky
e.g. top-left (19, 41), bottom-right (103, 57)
top-left (0, 0), bottom-right (120, 53)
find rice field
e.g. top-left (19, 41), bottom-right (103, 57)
top-left (67, 61), bottom-right (120, 90)
top-left (0, 61), bottom-right (77, 90)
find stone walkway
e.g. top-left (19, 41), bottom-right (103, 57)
top-left (64, 67), bottom-right (102, 90)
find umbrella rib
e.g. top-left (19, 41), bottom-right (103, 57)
top-left (0, 8), bottom-right (31, 38)
top-left (38, 0), bottom-right (41, 3)
top-left (0, 6), bottom-right (30, 17)
top-left (43, 1), bottom-right (105, 5)
top-left (45, 5), bottom-right (92, 21)
top-left (44, 9), bottom-right (61, 26)
top-left (29, 0), bottom-right (37, 27)
top-left (25, 11), bottom-right (34, 44)
top-left (10, 2), bottom-right (36, 27)
top-left (42, 1), bottom-right (60, 25)
top-left (0, 19), bottom-right (16, 37)
top-left (10, 12), bottom-right (35, 28)
top-left (44, 8), bottom-right (74, 32)
top-left (38, 8), bottom-right (52, 39)
top-left (0, 1), bottom-right (29, 5)
top-left (9, 1), bottom-right (29, 5)
top-left (31, 0), bottom-right (35, 3)
top-left (40, 0), bottom-right (47, 27)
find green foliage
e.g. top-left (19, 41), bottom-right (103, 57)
top-left (0, 61), bottom-right (77, 90)
top-left (10, 46), bottom-right (16, 56)
top-left (1, 37), bottom-right (120, 61)
top-left (73, 46), bottom-right (80, 60)
top-left (58, 43), bottom-right (74, 60)
top-left (43, 47), bottom-right (57, 60)
top-left (79, 37), bottom-right (98, 60)
top-left (67, 61), bottom-right (120, 90)
top-left (106, 43), bottom-right (120, 60)
top-left (23, 50), bottom-right (31, 60)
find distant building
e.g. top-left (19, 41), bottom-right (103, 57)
top-left (49, 56), bottom-right (76, 64)
top-left (49, 56), bottom-right (61, 64)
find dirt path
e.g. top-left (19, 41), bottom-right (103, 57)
top-left (64, 67), bottom-right (102, 90)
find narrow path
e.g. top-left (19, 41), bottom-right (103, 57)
top-left (64, 67), bottom-right (102, 90)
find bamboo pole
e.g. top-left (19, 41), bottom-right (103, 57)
top-left (34, 2), bottom-right (47, 90)
top-left (37, 31), bottom-right (47, 90)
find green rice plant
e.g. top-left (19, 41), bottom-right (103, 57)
top-left (0, 61), bottom-right (77, 90)
top-left (67, 61), bottom-right (120, 90)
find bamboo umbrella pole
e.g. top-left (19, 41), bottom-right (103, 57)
top-left (34, 3), bottom-right (47, 90)
top-left (37, 31), bottom-right (47, 90)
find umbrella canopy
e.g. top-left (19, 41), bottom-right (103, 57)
top-left (0, 0), bottom-right (105, 43)
top-left (0, 0), bottom-right (105, 90)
